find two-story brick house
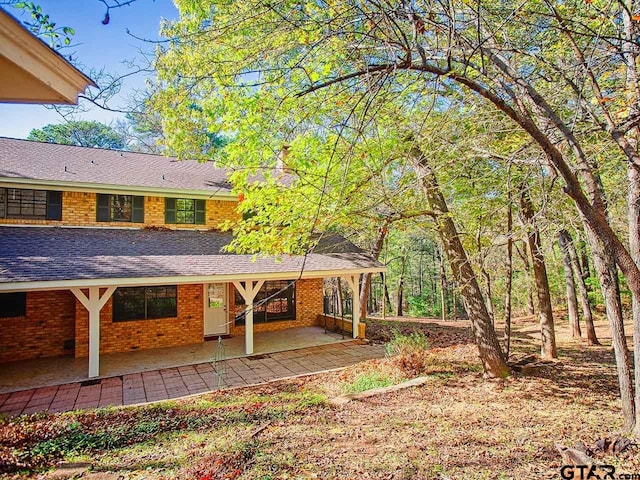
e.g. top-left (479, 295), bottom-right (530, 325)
top-left (0, 137), bottom-right (384, 379)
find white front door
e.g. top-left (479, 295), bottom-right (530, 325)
top-left (204, 283), bottom-right (228, 337)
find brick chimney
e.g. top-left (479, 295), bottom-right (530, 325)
top-left (276, 144), bottom-right (292, 174)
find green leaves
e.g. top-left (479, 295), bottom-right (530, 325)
top-left (12, 1), bottom-right (75, 49)
top-left (27, 121), bottom-right (127, 150)
top-left (151, 0), bottom-right (631, 308)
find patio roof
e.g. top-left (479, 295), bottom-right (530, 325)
top-left (0, 227), bottom-right (385, 291)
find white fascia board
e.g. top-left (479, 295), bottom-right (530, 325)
top-left (0, 177), bottom-right (236, 200)
top-left (0, 9), bottom-right (95, 104)
top-left (0, 267), bottom-right (386, 292)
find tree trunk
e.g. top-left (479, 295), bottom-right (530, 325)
top-left (505, 199), bottom-right (513, 359)
top-left (429, 251), bottom-right (437, 307)
top-left (336, 277), bottom-right (343, 317)
top-left (482, 267), bottom-right (495, 323)
top-left (381, 271), bottom-right (391, 317)
top-left (396, 254), bottom-right (406, 317)
top-left (516, 243), bottom-right (536, 315)
top-left (439, 250), bottom-right (447, 321)
top-left (629, 163), bottom-right (640, 434)
top-left (368, 281), bottom-right (375, 314)
top-left (538, 85), bottom-right (637, 428)
top-left (520, 187), bottom-right (557, 359)
top-left (565, 231), bottom-right (599, 345)
top-left (452, 288), bottom-right (458, 320)
top-left (418, 254), bottom-right (423, 296)
top-left (359, 222), bottom-right (389, 319)
top-left (558, 230), bottom-right (581, 338)
top-left (619, 2), bottom-right (640, 429)
top-left (580, 244), bottom-right (592, 285)
top-left (360, 274), bottom-right (372, 320)
top-left (477, 228), bottom-right (494, 322)
top-left (584, 223), bottom-right (635, 430)
top-left (409, 143), bottom-right (509, 378)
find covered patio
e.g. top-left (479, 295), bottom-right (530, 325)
top-left (0, 228), bottom-right (384, 382)
top-left (0, 326), bottom-right (352, 394)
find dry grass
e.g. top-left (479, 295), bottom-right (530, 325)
top-left (2, 313), bottom-right (638, 479)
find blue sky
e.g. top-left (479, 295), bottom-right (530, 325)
top-left (0, 0), bottom-right (179, 139)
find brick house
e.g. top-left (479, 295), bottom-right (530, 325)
top-left (0, 138), bottom-right (384, 378)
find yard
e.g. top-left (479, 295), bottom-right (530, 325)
top-left (1, 314), bottom-right (637, 479)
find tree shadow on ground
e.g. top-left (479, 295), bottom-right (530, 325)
top-left (503, 317), bottom-right (626, 406)
top-left (365, 318), bottom-right (474, 349)
top-left (371, 315), bottom-right (626, 407)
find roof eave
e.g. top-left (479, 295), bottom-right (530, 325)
top-left (0, 8), bottom-right (95, 105)
top-left (0, 266), bottom-right (387, 292)
top-left (0, 177), bottom-right (237, 200)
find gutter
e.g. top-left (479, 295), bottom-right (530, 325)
top-left (0, 177), bottom-right (237, 200)
top-left (0, 267), bottom-right (387, 292)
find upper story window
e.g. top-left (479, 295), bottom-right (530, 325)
top-left (0, 188), bottom-right (62, 220)
top-left (0, 292), bottom-right (27, 318)
top-left (96, 194), bottom-right (144, 223)
top-left (165, 198), bottom-right (206, 224)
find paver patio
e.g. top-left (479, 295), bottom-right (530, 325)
top-left (0, 341), bottom-right (385, 417)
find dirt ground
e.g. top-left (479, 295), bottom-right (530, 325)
top-left (2, 313), bottom-right (639, 479)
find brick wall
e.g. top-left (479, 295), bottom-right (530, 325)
top-left (75, 284), bottom-right (203, 357)
top-left (317, 314), bottom-right (352, 333)
top-left (0, 279), bottom-right (330, 362)
top-left (0, 291), bottom-right (75, 362)
top-left (0, 191), bottom-right (239, 229)
top-left (228, 278), bottom-right (324, 335)
top-left (143, 196), bottom-right (240, 229)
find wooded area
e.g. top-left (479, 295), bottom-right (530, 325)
top-left (147, 0), bottom-right (640, 433)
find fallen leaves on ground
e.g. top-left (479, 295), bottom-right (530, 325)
top-left (1, 315), bottom-right (638, 479)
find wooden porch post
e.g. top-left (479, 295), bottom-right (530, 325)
top-left (232, 280), bottom-right (265, 355)
top-left (343, 275), bottom-right (361, 339)
top-left (71, 286), bottom-right (116, 378)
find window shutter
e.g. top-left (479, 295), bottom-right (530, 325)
top-left (46, 191), bottom-right (62, 220)
top-left (165, 198), bottom-right (176, 224)
top-left (96, 194), bottom-right (110, 222)
top-left (0, 188), bottom-right (5, 218)
top-left (195, 199), bottom-right (206, 224)
top-left (132, 196), bottom-right (145, 223)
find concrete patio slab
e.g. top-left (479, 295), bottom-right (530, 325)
top-left (0, 326), bottom-right (351, 394)
top-left (0, 340), bottom-right (385, 417)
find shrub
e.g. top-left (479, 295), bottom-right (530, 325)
top-left (384, 330), bottom-right (430, 378)
top-left (384, 330), bottom-right (429, 357)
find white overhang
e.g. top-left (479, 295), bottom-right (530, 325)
top-left (0, 177), bottom-right (237, 200)
top-left (0, 8), bottom-right (95, 104)
top-left (0, 266), bottom-right (386, 293)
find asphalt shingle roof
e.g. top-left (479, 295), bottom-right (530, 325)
top-left (0, 227), bottom-right (383, 284)
top-left (0, 137), bottom-right (233, 194)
